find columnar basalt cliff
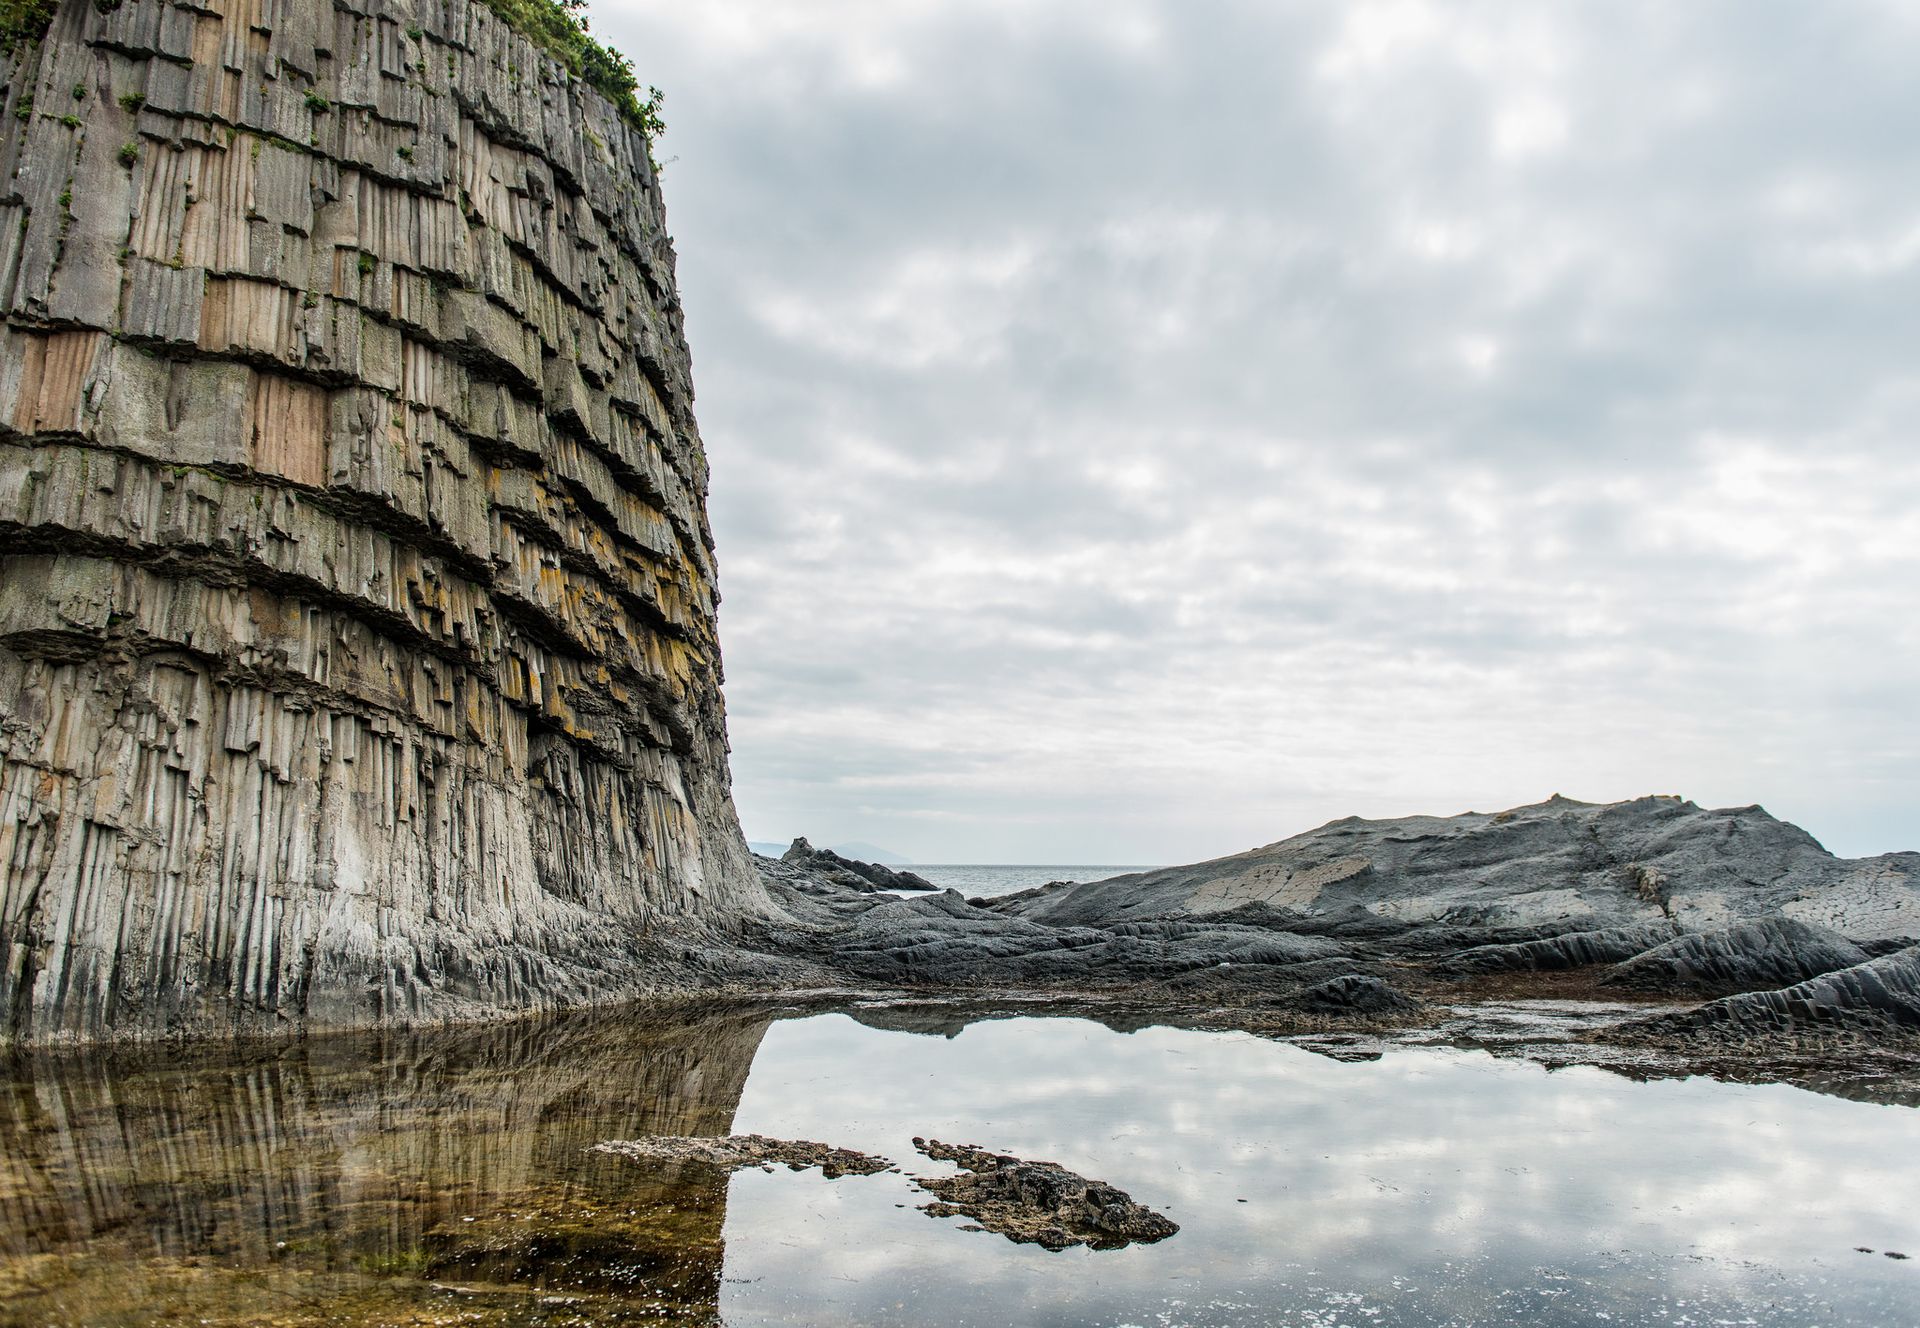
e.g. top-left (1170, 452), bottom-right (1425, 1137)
top-left (0, 0), bottom-right (763, 1042)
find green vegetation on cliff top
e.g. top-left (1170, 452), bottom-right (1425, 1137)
top-left (478, 0), bottom-right (664, 140)
top-left (1, 0), bottom-right (661, 142)
top-left (0, 0), bottom-right (56, 55)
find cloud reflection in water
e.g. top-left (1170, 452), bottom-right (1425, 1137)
top-left (721, 1013), bottom-right (1920, 1326)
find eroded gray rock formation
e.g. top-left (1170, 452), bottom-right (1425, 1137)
top-left (1600, 917), bottom-right (1869, 996)
top-left (753, 796), bottom-right (1920, 1046)
top-left (1439, 921), bottom-right (1683, 976)
top-left (0, 0), bottom-right (764, 1042)
top-left (1622, 945), bottom-right (1920, 1044)
top-left (774, 837), bottom-right (938, 893)
top-left (991, 795), bottom-right (1919, 942)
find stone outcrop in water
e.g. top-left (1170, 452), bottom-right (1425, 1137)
top-left (911, 1138), bottom-right (1179, 1251)
top-left (596, 1133), bottom-right (894, 1179)
top-left (0, 0), bottom-right (764, 1043)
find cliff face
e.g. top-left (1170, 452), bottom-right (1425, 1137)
top-left (0, 0), bottom-right (763, 1043)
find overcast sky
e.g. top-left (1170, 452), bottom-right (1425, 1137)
top-left (595, 0), bottom-right (1920, 864)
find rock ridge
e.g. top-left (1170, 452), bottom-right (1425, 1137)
top-left (753, 796), bottom-right (1920, 1052)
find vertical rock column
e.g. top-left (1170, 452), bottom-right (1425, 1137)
top-left (0, 0), bottom-right (764, 1042)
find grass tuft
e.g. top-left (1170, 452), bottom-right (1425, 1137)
top-left (477, 0), bottom-right (663, 142)
top-left (0, 0), bottom-right (56, 55)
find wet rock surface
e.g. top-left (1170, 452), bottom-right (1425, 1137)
top-left (595, 1134), bottom-right (894, 1179)
top-left (911, 1138), bottom-right (1180, 1251)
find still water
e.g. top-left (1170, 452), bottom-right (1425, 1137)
top-left (2, 1003), bottom-right (1916, 1327)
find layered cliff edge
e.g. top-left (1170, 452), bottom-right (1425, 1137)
top-left (0, 0), bottom-right (769, 1043)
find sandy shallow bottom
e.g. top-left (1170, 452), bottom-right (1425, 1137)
top-left (3, 999), bottom-right (1917, 1326)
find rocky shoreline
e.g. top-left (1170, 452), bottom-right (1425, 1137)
top-left (727, 795), bottom-right (1920, 1080)
top-left (5, 785), bottom-right (1915, 1089)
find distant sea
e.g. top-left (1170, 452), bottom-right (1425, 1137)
top-left (906, 864), bottom-right (1160, 898)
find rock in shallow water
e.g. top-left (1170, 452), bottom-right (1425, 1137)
top-left (595, 1134), bottom-right (894, 1179)
top-left (911, 1138), bottom-right (1180, 1251)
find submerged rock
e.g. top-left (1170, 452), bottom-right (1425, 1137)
top-left (911, 1138), bottom-right (1179, 1251)
top-left (596, 1134), bottom-right (894, 1179)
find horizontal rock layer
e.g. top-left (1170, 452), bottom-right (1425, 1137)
top-left (0, 0), bottom-right (760, 1043)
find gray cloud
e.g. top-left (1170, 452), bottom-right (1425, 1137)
top-left (601, 0), bottom-right (1920, 861)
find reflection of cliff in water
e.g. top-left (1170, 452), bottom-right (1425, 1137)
top-left (0, 1003), bottom-right (774, 1325)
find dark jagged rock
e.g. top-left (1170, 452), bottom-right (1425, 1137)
top-left (1439, 922), bottom-right (1683, 976)
top-left (1601, 918), bottom-right (1870, 996)
top-left (911, 1139), bottom-right (1179, 1251)
top-left (1299, 974), bottom-right (1426, 1016)
top-left (1620, 946), bottom-right (1920, 1044)
top-left (777, 837), bottom-right (940, 893)
top-left (827, 890), bottom-right (1345, 986)
top-left (747, 876), bottom-right (1420, 1027)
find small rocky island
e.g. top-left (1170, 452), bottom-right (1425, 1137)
top-left (592, 1132), bottom-right (1181, 1251)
